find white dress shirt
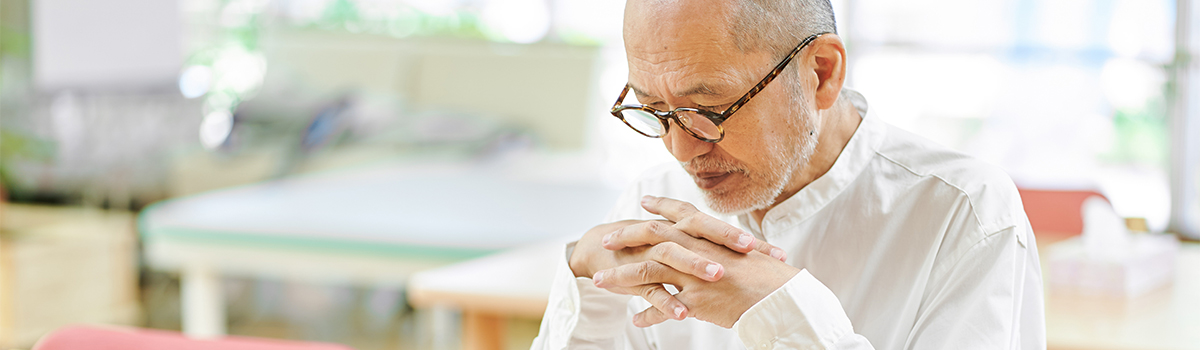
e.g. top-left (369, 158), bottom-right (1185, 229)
top-left (532, 91), bottom-right (1046, 349)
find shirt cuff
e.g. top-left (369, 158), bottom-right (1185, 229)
top-left (733, 269), bottom-right (854, 349)
top-left (547, 241), bottom-right (632, 342)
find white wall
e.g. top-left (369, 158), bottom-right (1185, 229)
top-left (33, 0), bottom-right (182, 91)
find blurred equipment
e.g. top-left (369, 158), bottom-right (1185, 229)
top-left (32, 325), bottom-right (354, 350)
top-left (139, 156), bottom-right (620, 338)
top-left (0, 205), bottom-right (139, 348)
top-left (262, 33), bottom-right (598, 150)
top-left (1, 91), bottom-right (200, 208)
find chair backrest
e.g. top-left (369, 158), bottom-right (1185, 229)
top-left (1017, 188), bottom-right (1108, 242)
top-left (33, 325), bottom-right (356, 350)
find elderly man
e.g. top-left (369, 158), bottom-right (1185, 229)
top-left (533, 0), bottom-right (1045, 348)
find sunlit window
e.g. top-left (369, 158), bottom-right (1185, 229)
top-left (846, 0), bottom-right (1176, 230)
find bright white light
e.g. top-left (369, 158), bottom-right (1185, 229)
top-left (552, 0), bottom-right (623, 43)
top-left (1096, 167), bottom-right (1173, 232)
top-left (200, 110), bottom-right (234, 150)
top-left (1107, 0), bottom-right (1144, 58)
top-left (1101, 58), bottom-right (1164, 110)
top-left (851, 52), bottom-right (1005, 132)
top-left (407, 0), bottom-right (455, 17)
top-left (285, 0), bottom-right (331, 24)
top-left (179, 65), bottom-right (213, 99)
top-left (1035, 0), bottom-right (1091, 50)
top-left (851, 0), bottom-right (1012, 50)
top-left (204, 91), bottom-right (238, 115)
top-left (212, 48), bottom-right (267, 96)
top-left (219, 0), bottom-right (270, 28)
top-left (1107, 0), bottom-right (1175, 62)
top-left (481, 0), bottom-right (551, 44)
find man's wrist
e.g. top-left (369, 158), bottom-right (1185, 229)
top-left (567, 240), bottom-right (591, 278)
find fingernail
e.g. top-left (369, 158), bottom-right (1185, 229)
top-left (641, 195), bottom-right (654, 206)
top-left (674, 306), bottom-right (686, 319)
top-left (705, 263), bottom-right (721, 279)
top-left (737, 234), bottom-right (754, 249)
top-left (770, 248), bottom-right (786, 261)
top-left (602, 233), bottom-right (612, 245)
top-left (592, 271), bottom-right (605, 285)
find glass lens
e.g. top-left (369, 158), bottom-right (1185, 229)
top-left (676, 110), bottom-right (721, 140)
top-left (619, 109), bottom-right (666, 136)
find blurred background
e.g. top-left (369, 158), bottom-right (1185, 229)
top-left (1, 0), bottom-right (1198, 349)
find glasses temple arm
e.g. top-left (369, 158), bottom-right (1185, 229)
top-left (720, 33), bottom-right (826, 118)
top-left (612, 85), bottom-right (632, 111)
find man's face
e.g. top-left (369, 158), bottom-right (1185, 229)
top-left (624, 0), bottom-right (819, 215)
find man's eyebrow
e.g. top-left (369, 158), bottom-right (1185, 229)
top-left (629, 84), bottom-right (655, 101)
top-left (628, 82), bottom-right (727, 102)
top-left (677, 83), bottom-right (725, 97)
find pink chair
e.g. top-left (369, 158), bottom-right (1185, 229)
top-left (1016, 188), bottom-right (1108, 244)
top-left (33, 325), bottom-right (356, 350)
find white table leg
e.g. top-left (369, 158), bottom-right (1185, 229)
top-left (181, 263), bottom-right (226, 338)
top-left (429, 304), bottom-right (459, 350)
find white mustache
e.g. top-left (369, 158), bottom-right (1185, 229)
top-left (682, 155), bottom-right (746, 175)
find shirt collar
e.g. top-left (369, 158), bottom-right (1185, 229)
top-left (739, 89), bottom-right (886, 235)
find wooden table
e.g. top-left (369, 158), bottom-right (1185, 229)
top-left (139, 157), bottom-right (619, 338)
top-left (408, 239), bottom-right (568, 350)
top-left (407, 233), bottom-right (1200, 350)
top-left (1043, 240), bottom-right (1200, 350)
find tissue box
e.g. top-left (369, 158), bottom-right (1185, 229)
top-left (1047, 234), bottom-right (1180, 298)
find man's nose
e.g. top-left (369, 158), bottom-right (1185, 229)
top-left (664, 122), bottom-right (714, 162)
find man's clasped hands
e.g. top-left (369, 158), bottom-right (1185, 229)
top-left (568, 195), bottom-right (801, 328)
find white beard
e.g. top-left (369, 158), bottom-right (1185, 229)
top-left (684, 91), bottom-right (819, 216)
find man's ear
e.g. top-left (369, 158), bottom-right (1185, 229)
top-left (803, 34), bottom-right (848, 111)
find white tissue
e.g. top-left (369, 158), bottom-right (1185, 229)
top-left (1081, 196), bottom-right (1131, 260)
top-left (1047, 196), bottom-right (1180, 297)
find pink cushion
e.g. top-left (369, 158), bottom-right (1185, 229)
top-left (33, 326), bottom-right (355, 350)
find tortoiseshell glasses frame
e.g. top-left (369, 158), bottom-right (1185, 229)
top-left (610, 32), bottom-right (829, 143)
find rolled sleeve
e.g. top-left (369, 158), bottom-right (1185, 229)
top-left (533, 242), bottom-right (633, 349)
top-left (734, 269), bottom-right (869, 350)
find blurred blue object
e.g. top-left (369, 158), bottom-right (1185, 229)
top-left (302, 99), bottom-right (350, 152)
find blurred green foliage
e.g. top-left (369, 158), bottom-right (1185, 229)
top-left (1102, 98), bottom-right (1170, 166)
top-left (0, 129), bottom-right (56, 191)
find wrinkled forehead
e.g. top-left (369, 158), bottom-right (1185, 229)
top-left (623, 0), bottom-right (749, 97)
top-left (623, 0), bottom-right (738, 53)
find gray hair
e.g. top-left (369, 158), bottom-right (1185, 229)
top-left (729, 0), bottom-right (837, 60)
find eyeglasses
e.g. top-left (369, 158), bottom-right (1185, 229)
top-left (610, 32), bottom-right (828, 143)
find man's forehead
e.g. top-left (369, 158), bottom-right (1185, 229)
top-left (624, 40), bottom-right (768, 101)
top-left (624, 0), bottom-right (737, 47)
top-left (623, 0), bottom-right (748, 100)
